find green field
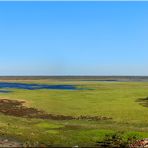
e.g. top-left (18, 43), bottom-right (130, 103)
top-left (0, 79), bottom-right (148, 146)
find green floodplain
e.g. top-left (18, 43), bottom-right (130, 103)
top-left (0, 76), bottom-right (148, 147)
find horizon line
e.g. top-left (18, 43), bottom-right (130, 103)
top-left (0, 75), bottom-right (147, 77)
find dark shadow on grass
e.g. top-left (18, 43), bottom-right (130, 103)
top-left (136, 97), bottom-right (148, 107)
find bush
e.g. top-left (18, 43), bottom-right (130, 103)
top-left (96, 132), bottom-right (139, 147)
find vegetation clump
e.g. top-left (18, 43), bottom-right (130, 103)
top-left (96, 133), bottom-right (141, 148)
top-left (0, 99), bottom-right (112, 121)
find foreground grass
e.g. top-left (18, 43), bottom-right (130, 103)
top-left (0, 80), bottom-right (148, 146)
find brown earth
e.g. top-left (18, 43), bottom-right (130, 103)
top-left (0, 139), bottom-right (22, 147)
top-left (129, 138), bottom-right (148, 148)
top-left (0, 99), bottom-right (112, 121)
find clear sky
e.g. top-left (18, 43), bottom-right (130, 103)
top-left (0, 1), bottom-right (148, 76)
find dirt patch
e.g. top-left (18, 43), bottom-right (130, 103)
top-left (129, 138), bottom-right (148, 148)
top-left (136, 97), bottom-right (148, 107)
top-left (0, 99), bottom-right (40, 117)
top-left (0, 139), bottom-right (21, 147)
top-left (0, 99), bottom-right (112, 121)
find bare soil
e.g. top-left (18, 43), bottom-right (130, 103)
top-left (0, 139), bottom-right (21, 147)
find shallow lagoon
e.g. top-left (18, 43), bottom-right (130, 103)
top-left (0, 82), bottom-right (78, 90)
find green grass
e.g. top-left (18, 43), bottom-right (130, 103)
top-left (0, 80), bottom-right (148, 146)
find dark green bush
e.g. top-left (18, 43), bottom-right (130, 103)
top-left (96, 132), bottom-right (139, 147)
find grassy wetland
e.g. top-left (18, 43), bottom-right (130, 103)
top-left (0, 77), bottom-right (148, 147)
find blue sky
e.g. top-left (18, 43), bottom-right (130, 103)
top-left (0, 1), bottom-right (148, 76)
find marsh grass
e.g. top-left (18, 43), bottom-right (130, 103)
top-left (0, 80), bottom-right (148, 146)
